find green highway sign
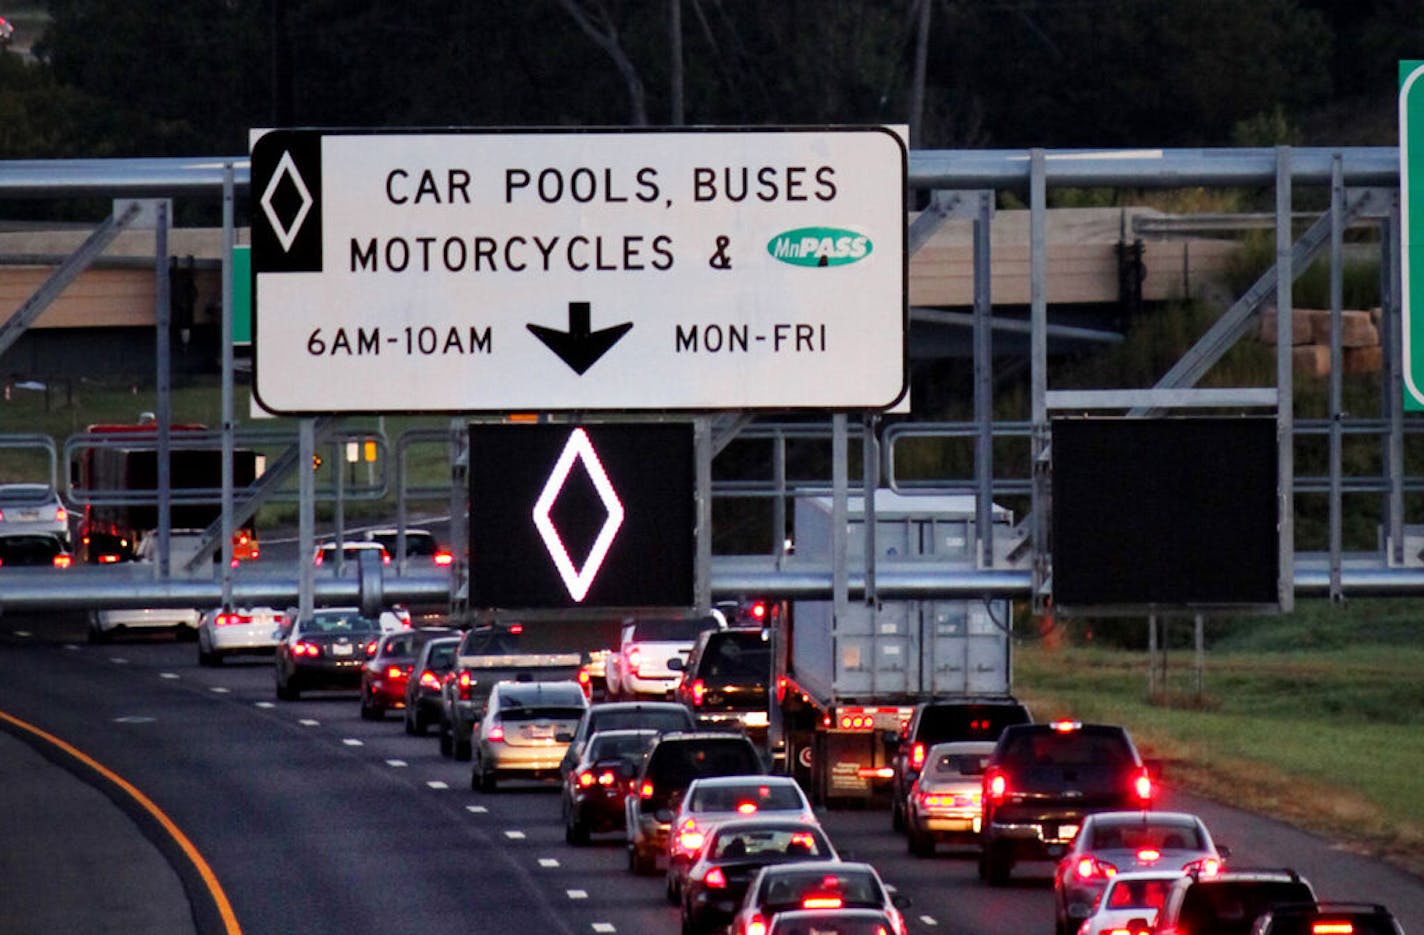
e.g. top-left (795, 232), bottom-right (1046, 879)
top-left (1401, 60), bottom-right (1424, 410)
top-left (231, 244), bottom-right (251, 345)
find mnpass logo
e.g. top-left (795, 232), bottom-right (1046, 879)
top-left (767, 227), bottom-right (872, 267)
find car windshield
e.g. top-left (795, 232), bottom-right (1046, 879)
top-left (928, 753), bottom-right (990, 777)
top-left (1180, 881), bottom-right (1315, 934)
top-left (630, 616), bottom-right (718, 641)
top-left (1088, 820), bottom-right (1203, 851)
top-left (370, 532), bottom-right (436, 556)
top-left (428, 642), bottom-right (458, 668)
top-left (690, 783), bottom-right (803, 813)
top-left (1257, 914), bottom-right (1399, 935)
top-left (1000, 728), bottom-right (1133, 768)
top-left (1104, 877), bottom-right (1176, 910)
top-left (768, 913), bottom-right (894, 935)
top-left (305, 612), bottom-right (382, 634)
top-left (587, 731), bottom-right (658, 761)
top-left (759, 868), bottom-right (883, 909)
top-left (497, 705), bottom-right (586, 722)
top-left (380, 634), bottom-right (421, 657)
top-left (0, 484), bottom-right (55, 504)
top-left (647, 739), bottom-right (763, 787)
top-left (916, 703), bottom-right (1030, 740)
top-left (711, 827), bottom-right (831, 861)
top-left (590, 707), bottom-right (693, 733)
top-left (702, 633), bottom-right (771, 678)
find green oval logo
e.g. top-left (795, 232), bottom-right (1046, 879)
top-left (767, 227), bottom-right (873, 267)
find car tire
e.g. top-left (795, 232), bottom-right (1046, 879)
top-left (478, 763), bottom-right (497, 794)
top-left (359, 694), bottom-right (383, 721)
top-left (87, 613), bottom-right (108, 644)
top-left (438, 719), bottom-right (453, 758)
top-left (403, 709), bottom-right (417, 735)
top-left (453, 727), bottom-right (472, 762)
top-left (198, 643), bottom-right (217, 667)
top-left (664, 873), bottom-right (680, 905)
top-left (908, 826), bottom-right (935, 858)
top-left (631, 843), bottom-right (656, 876)
top-left (982, 841), bottom-right (1012, 886)
top-left (566, 816), bottom-right (590, 846)
top-left (276, 678), bottom-right (299, 701)
top-left (891, 795), bottom-right (906, 832)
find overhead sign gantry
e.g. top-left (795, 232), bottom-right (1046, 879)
top-left (249, 127), bottom-right (907, 414)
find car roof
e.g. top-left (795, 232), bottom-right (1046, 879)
top-left (709, 817), bottom-right (828, 836)
top-left (688, 775), bottom-right (800, 790)
top-left (494, 680), bottom-right (586, 702)
top-left (755, 859), bottom-right (875, 876)
top-left (588, 728), bottom-right (662, 740)
top-left (924, 740), bottom-right (998, 755)
top-left (591, 701), bottom-right (690, 712)
top-left (1086, 810), bottom-right (1203, 825)
top-left (0, 483), bottom-right (56, 497)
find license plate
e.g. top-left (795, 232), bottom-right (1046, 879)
top-left (16, 509), bottom-right (40, 521)
top-left (742, 711), bottom-right (769, 728)
top-left (1057, 823), bottom-right (1079, 841)
top-left (332, 643), bottom-right (354, 657)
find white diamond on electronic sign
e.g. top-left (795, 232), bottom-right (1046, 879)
top-left (531, 428), bottom-right (625, 602)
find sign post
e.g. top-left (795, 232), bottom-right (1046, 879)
top-left (249, 128), bottom-right (906, 413)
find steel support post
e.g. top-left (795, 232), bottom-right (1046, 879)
top-left (334, 435), bottom-right (345, 577)
top-left (1329, 155), bottom-right (1344, 600)
top-left (773, 430), bottom-right (787, 570)
top-left (155, 199), bottom-right (172, 578)
top-left (832, 414), bottom-right (849, 633)
top-left (974, 189), bottom-right (995, 568)
top-left (1276, 147), bottom-right (1297, 612)
top-left (448, 418), bottom-right (469, 626)
top-left (1029, 150), bottom-right (1050, 613)
top-left (1194, 613), bottom-right (1205, 701)
top-left (299, 419), bottom-right (315, 619)
top-left (1384, 196), bottom-right (1405, 564)
top-left (862, 414), bottom-right (879, 606)
top-left (696, 416), bottom-right (713, 613)
top-left (220, 164), bottom-right (236, 607)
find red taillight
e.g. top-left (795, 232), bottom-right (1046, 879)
top-left (677, 829), bottom-right (705, 853)
top-left (802, 897), bottom-right (843, 909)
top-left (627, 646), bottom-right (642, 676)
top-left (1075, 857), bottom-right (1118, 881)
top-left (1050, 719), bottom-right (1081, 733)
top-left (598, 770), bottom-right (617, 786)
top-left (703, 867), bottom-right (726, 889)
top-left (216, 612), bottom-right (251, 627)
top-left (750, 601), bottom-right (766, 621)
top-left (577, 668), bottom-right (592, 699)
top-left (746, 916), bottom-right (767, 935)
top-left (1136, 848), bottom-right (1160, 862)
top-left (910, 742), bottom-right (926, 770)
top-left (364, 640), bottom-right (379, 657)
top-left (52, 554), bottom-right (73, 568)
top-left (1312, 924), bottom-right (1355, 935)
top-left (55, 506), bottom-right (68, 523)
top-left (577, 770), bottom-right (595, 788)
top-left (98, 553), bottom-right (121, 564)
top-left (736, 801), bottom-right (757, 814)
top-left (690, 679), bottom-right (705, 706)
top-left (1132, 768), bottom-right (1154, 803)
top-left (434, 550), bottom-right (454, 566)
top-left (314, 552), bottom-right (324, 566)
top-left (294, 641), bottom-right (320, 658)
top-left (385, 665), bottom-right (406, 681)
top-left (1184, 856), bottom-right (1222, 877)
top-left (419, 669), bottom-right (441, 691)
top-left (487, 722), bottom-right (504, 742)
top-left (458, 670), bottom-right (473, 701)
top-left (987, 769), bottom-right (1007, 804)
top-left (640, 781), bottom-right (654, 798)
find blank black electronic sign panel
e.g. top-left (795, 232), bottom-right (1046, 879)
top-left (1051, 417), bottom-right (1279, 608)
top-left (468, 423), bottom-right (695, 609)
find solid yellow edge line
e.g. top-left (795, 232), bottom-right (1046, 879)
top-left (0, 708), bottom-right (242, 935)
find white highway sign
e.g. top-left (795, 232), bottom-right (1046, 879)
top-left (249, 128), bottom-right (906, 413)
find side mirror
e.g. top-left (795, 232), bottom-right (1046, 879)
top-left (667, 657), bottom-right (684, 672)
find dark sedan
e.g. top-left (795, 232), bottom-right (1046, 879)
top-left (360, 627), bottom-right (457, 720)
top-left (680, 819), bottom-right (837, 935)
top-left (403, 635), bottom-right (461, 736)
top-left (0, 533), bottom-right (72, 569)
top-left (275, 609), bottom-right (384, 700)
top-left (562, 728), bottom-right (659, 845)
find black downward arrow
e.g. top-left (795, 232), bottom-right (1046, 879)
top-left (527, 301), bottom-right (633, 375)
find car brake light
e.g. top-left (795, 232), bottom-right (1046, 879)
top-left (294, 641), bottom-right (320, 658)
top-left (1050, 719), bottom-right (1081, 733)
top-left (1076, 857), bottom-right (1118, 880)
top-left (385, 665), bottom-right (405, 681)
top-left (746, 916), bottom-right (767, 935)
top-left (577, 668), bottom-right (592, 699)
top-left (419, 670), bottom-right (441, 690)
top-left (578, 770), bottom-right (595, 788)
top-left (987, 769), bottom-right (1007, 803)
top-left (750, 601), bottom-right (766, 621)
top-left (639, 780), bottom-right (654, 798)
top-left (690, 679), bottom-right (705, 706)
top-left (1136, 848), bottom-right (1160, 862)
top-left (488, 722), bottom-right (504, 742)
top-left (1196, 857), bottom-right (1221, 877)
top-left (910, 742), bottom-right (926, 770)
top-left (703, 867), bottom-right (726, 889)
top-left (53, 554), bottom-right (72, 568)
top-left (508, 623), bottom-right (523, 634)
top-left (434, 550), bottom-right (454, 566)
top-left (1133, 768), bottom-right (1154, 803)
top-left (803, 897), bottom-right (843, 909)
top-left (736, 801), bottom-right (757, 814)
top-left (627, 646), bottom-right (642, 675)
top-left (314, 552), bottom-right (324, 565)
top-left (364, 640), bottom-right (379, 656)
top-left (1312, 925), bottom-right (1354, 935)
top-left (98, 553), bottom-right (120, 564)
top-left (55, 506), bottom-right (68, 522)
top-left (677, 829), bottom-right (704, 853)
top-left (598, 770), bottom-right (617, 786)
top-left (458, 670), bottom-right (473, 700)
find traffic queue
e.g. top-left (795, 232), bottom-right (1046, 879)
top-left (241, 600), bottom-right (1406, 935)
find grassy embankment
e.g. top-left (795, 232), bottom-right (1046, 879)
top-left (1017, 599), bottom-right (1424, 878)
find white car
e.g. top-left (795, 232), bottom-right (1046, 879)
top-left (313, 540), bottom-right (389, 568)
top-left (605, 613), bottom-right (723, 700)
top-left (197, 606), bottom-right (288, 666)
top-left (89, 606), bottom-right (201, 642)
top-left (0, 483), bottom-right (69, 543)
top-left (666, 775), bottom-right (818, 903)
top-left (1074, 871), bottom-right (1182, 935)
top-left (471, 680), bottom-right (588, 793)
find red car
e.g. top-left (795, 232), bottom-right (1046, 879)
top-left (360, 627), bottom-right (456, 720)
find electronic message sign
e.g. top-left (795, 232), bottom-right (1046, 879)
top-left (467, 423), bottom-right (694, 609)
top-left (249, 128), bottom-right (907, 413)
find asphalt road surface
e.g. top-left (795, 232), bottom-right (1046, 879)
top-left (0, 614), bottom-right (1419, 935)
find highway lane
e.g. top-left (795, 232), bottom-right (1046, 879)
top-left (0, 621), bottom-right (1419, 935)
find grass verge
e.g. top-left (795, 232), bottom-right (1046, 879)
top-left (1016, 637), bottom-right (1424, 878)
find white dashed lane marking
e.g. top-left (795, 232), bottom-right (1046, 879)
top-left (538, 858), bottom-right (559, 868)
top-left (209, 686), bottom-right (230, 694)
top-left (591, 924), bottom-right (616, 933)
top-left (465, 805), bottom-right (487, 813)
top-left (299, 719), bottom-right (320, 727)
top-left (159, 672), bottom-right (180, 680)
top-left (427, 781), bottom-right (449, 790)
top-left (919, 916), bottom-right (938, 926)
top-left (385, 759), bottom-right (407, 768)
top-left (254, 702), bottom-right (275, 709)
top-left (504, 830), bottom-right (526, 840)
top-left (566, 890), bottom-right (587, 900)
top-left (341, 738), bottom-right (363, 747)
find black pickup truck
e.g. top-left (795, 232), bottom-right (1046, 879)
top-left (979, 721), bottom-right (1157, 886)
